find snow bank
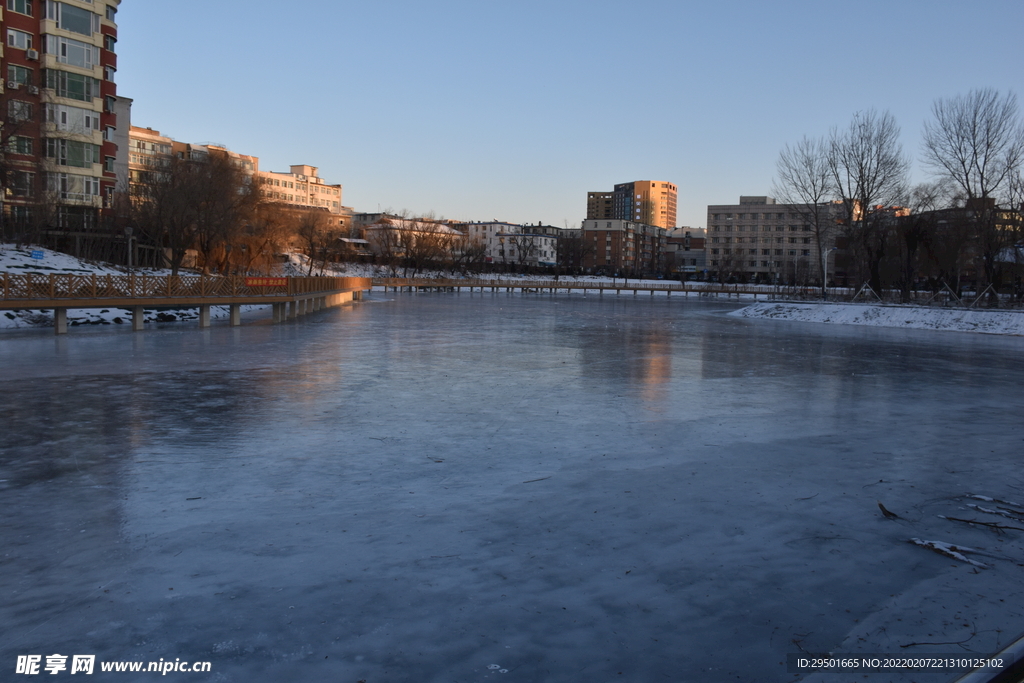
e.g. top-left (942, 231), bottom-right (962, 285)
top-left (0, 243), bottom-right (126, 276)
top-left (731, 301), bottom-right (1024, 336)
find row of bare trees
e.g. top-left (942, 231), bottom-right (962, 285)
top-left (365, 214), bottom-right (593, 277)
top-left (774, 88), bottom-right (1024, 301)
top-left (122, 154), bottom-right (347, 276)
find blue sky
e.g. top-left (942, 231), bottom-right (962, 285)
top-left (117, 0), bottom-right (1024, 229)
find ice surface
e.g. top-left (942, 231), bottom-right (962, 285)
top-left (2, 292), bottom-right (1024, 682)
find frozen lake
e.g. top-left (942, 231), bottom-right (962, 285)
top-left (2, 292), bottom-right (1023, 682)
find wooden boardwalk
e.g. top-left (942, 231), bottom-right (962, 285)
top-left (372, 278), bottom-right (996, 308)
top-left (374, 277), bottom-right (790, 299)
top-left (1, 274), bottom-right (372, 334)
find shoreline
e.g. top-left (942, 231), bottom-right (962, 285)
top-left (731, 301), bottom-right (1024, 336)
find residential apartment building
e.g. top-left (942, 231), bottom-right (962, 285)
top-left (457, 221), bottom-right (557, 268)
top-left (665, 227), bottom-right (706, 276)
top-left (256, 165), bottom-right (343, 218)
top-left (580, 219), bottom-right (667, 276)
top-left (586, 181), bottom-right (678, 230)
top-left (126, 125), bottom-right (173, 185)
top-left (2, 0), bottom-right (121, 231)
top-left (706, 196), bottom-right (843, 283)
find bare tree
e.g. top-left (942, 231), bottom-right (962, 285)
top-left (922, 88), bottom-right (1024, 292)
top-left (130, 154), bottom-right (254, 275)
top-left (828, 109), bottom-right (910, 295)
top-left (367, 218), bottom-right (403, 276)
top-left (448, 232), bottom-right (484, 275)
top-left (773, 136), bottom-right (836, 296)
top-left (508, 233), bottom-right (538, 272)
top-left (556, 229), bottom-right (591, 277)
top-left (923, 89), bottom-right (1024, 203)
top-left (294, 208), bottom-right (333, 276)
top-left (193, 154), bottom-right (260, 274)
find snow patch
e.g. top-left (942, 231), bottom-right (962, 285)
top-left (732, 301), bottom-right (1024, 336)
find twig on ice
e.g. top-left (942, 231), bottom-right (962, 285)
top-left (878, 501), bottom-right (901, 519)
top-left (939, 515), bottom-right (1024, 533)
top-left (966, 503), bottom-right (1024, 522)
top-left (900, 623), bottom-right (977, 649)
top-left (909, 538), bottom-right (989, 568)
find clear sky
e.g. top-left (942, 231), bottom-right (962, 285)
top-left (116, 0), bottom-right (1024, 230)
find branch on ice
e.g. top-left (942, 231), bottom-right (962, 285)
top-left (965, 503), bottom-right (1024, 523)
top-left (909, 538), bottom-right (989, 568)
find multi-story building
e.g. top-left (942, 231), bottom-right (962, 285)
top-left (126, 125), bottom-right (173, 185)
top-left (706, 196), bottom-right (845, 283)
top-left (457, 221), bottom-right (557, 268)
top-left (2, 0), bottom-right (121, 232)
top-left (586, 181), bottom-right (678, 230)
top-left (586, 192), bottom-right (614, 220)
top-left (580, 219), bottom-right (667, 276)
top-left (665, 228), bottom-right (706, 277)
top-left (257, 165), bottom-right (342, 213)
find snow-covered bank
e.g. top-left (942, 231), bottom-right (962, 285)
top-left (732, 301), bottom-right (1024, 336)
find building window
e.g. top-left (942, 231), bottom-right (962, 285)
top-left (7, 29), bottom-right (33, 50)
top-left (45, 138), bottom-right (101, 167)
top-left (104, 66), bottom-right (115, 82)
top-left (46, 2), bottom-right (100, 36)
top-left (6, 136), bottom-right (33, 154)
top-left (46, 35), bottom-right (98, 69)
top-left (7, 99), bottom-right (33, 122)
top-left (9, 170), bottom-right (34, 197)
top-left (104, 34), bottom-right (116, 51)
top-left (7, 0), bottom-right (33, 15)
top-left (103, 156), bottom-right (115, 173)
top-left (105, 3), bottom-right (115, 20)
top-left (47, 172), bottom-right (100, 200)
top-left (45, 69), bottom-right (101, 102)
top-left (7, 64), bottom-right (33, 86)
top-left (46, 103), bottom-right (101, 132)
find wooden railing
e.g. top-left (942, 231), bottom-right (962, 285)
top-left (370, 278), bottom-right (1024, 308)
top-left (1, 273), bottom-right (372, 301)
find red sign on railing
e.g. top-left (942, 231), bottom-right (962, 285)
top-left (245, 277), bottom-right (287, 287)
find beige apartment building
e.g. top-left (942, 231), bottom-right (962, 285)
top-left (587, 181), bottom-right (678, 230)
top-left (706, 196), bottom-right (843, 284)
top-left (127, 126), bottom-right (260, 185)
top-left (257, 165), bottom-right (342, 215)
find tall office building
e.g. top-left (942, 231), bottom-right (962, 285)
top-left (586, 180), bottom-right (677, 230)
top-left (1, 0), bottom-right (121, 231)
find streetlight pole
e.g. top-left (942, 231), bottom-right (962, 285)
top-left (124, 226), bottom-right (134, 273)
top-left (822, 247), bottom-right (837, 300)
